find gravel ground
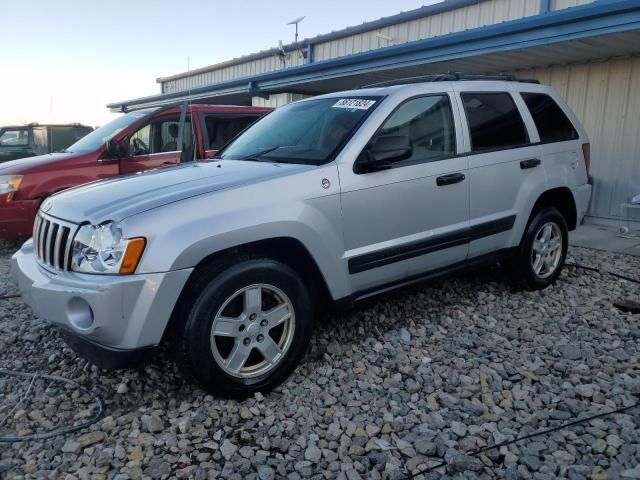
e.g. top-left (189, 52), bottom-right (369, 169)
top-left (0, 238), bottom-right (639, 480)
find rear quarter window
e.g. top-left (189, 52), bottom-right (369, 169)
top-left (205, 116), bottom-right (259, 150)
top-left (49, 126), bottom-right (88, 152)
top-left (461, 92), bottom-right (529, 152)
top-left (521, 92), bottom-right (579, 143)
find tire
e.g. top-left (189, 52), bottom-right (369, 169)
top-left (513, 207), bottom-right (568, 290)
top-left (176, 255), bottom-right (315, 398)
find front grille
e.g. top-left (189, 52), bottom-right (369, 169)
top-left (33, 213), bottom-right (77, 270)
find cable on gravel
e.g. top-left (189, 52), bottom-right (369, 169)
top-left (0, 369), bottom-right (105, 443)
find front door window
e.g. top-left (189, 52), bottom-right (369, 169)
top-left (128, 117), bottom-right (192, 157)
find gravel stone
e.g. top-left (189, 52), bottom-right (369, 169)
top-left (445, 451), bottom-right (484, 473)
top-left (220, 439), bottom-right (238, 460)
top-left (399, 328), bottom-right (411, 343)
top-left (141, 414), bottom-right (164, 433)
top-left (77, 430), bottom-right (105, 447)
top-left (61, 440), bottom-right (81, 454)
top-left (1, 241), bottom-right (639, 479)
top-left (258, 465), bottom-right (275, 480)
top-left (304, 444), bottom-right (322, 462)
top-left (143, 459), bottom-right (171, 479)
top-left (450, 421), bottom-right (467, 438)
top-left (558, 344), bottom-right (583, 360)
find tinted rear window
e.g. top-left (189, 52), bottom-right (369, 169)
top-left (461, 92), bottom-right (529, 151)
top-left (205, 116), bottom-right (258, 150)
top-left (521, 93), bottom-right (578, 143)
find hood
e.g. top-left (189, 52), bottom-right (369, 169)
top-left (0, 151), bottom-right (83, 173)
top-left (46, 160), bottom-right (313, 224)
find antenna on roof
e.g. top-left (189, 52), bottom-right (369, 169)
top-left (276, 40), bottom-right (287, 66)
top-left (287, 16), bottom-right (305, 46)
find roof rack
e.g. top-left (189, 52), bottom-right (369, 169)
top-left (363, 72), bottom-right (540, 88)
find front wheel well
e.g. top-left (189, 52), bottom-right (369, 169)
top-left (528, 187), bottom-right (577, 231)
top-left (164, 238), bottom-right (332, 343)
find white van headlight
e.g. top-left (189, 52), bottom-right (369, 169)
top-left (71, 222), bottom-right (145, 274)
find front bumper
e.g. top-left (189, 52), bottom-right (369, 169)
top-left (11, 240), bottom-right (193, 366)
top-left (57, 328), bottom-right (158, 369)
top-left (0, 198), bottom-right (40, 239)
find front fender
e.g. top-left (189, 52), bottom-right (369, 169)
top-left (121, 166), bottom-right (350, 299)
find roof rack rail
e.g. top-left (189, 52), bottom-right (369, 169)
top-left (363, 72), bottom-right (540, 88)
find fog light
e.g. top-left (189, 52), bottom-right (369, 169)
top-left (67, 297), bottom-right (94, 330)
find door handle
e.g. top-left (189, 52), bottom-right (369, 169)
top-left (436, 172), bottom-right (465, 186)
top-left (520, 158), bottom-right (541, 169)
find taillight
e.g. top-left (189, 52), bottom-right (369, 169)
top-left (582, 143), bottom-right (591, 175)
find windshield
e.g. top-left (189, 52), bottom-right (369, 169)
top-left (65, 108), bottom-right (157, 153)
top-left (219, 96), bottom-right (382, 165)
top-left (0, 128), bottom-right (29, 147)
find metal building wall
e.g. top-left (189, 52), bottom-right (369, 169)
top-left (518, 57), bottom-right (640, 223)
top-left (552, 0), bottom-right (595, 11)
top-left (160, 0), bottom-right (604, 94)
top-left (163, 53), bottom-right (306, 94)
top-left (312, 0), bottom-right (541, 61)
top-left (251, 93), bottom-right (310, 108)
top-left (161, 0), bottom-right (546, 93)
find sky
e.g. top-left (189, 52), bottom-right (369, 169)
top-left (0, 0), bottom-right (436, 127)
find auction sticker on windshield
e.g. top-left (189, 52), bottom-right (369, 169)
top-left (333, 99), bottom-right (376, 110)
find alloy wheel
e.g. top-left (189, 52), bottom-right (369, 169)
top-left (210, 284), bottom-right (295, 378)
top-left (531, 222), bottom-right (563, 279)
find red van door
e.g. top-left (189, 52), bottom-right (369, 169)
top-left (119, 115), bottom-right (194, 174)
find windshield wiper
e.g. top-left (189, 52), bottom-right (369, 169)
top-left (240, 146), bottom-right (282, 162)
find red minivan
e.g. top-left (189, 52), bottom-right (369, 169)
top-left (0, 105), bottom-right (271, 238)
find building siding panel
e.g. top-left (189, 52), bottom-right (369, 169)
top-left (552, 0), bottom-right (595, 11)
top-left (163, 52), bottom-right (305, 93)
top-left (518, 58), bottom-right (640, 222)
top-left (312, 0), bottom-right (541, 62)
top-left (158, 0), bottom-right (610, 94)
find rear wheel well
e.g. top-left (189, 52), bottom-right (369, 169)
top-left (528, 187), bottom-right (577, 231)
top-left (164, 238), bottom-right (332, 342)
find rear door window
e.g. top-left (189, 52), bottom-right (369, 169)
top-left (461, 92), bottom-right (529, 151)
top-left (205, 116), bottom-right (258, 150)
top-left (521, 93), bottom-right (578, 143)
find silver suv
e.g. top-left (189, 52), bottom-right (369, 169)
top-left (12, 78), bottom-right (592, 397)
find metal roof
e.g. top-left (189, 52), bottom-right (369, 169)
top-left (109, 0), bottom-right (640, 112)
top-left (155, 0), bottom-right (490, 84)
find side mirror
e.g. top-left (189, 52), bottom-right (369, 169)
top-left (106, 139), bottom-right (127, 159)
top-left (357, 135), bottom-right (413, 172)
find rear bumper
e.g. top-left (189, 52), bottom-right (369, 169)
top-left (572, 183), bottom-right (592, 225)
top-left (0, 198), bottom-right (40, 239)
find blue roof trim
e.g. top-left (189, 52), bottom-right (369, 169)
top-left (540, 0), bottom-right (552, 14)
top-left (109, 0), bottom-right (640, 110)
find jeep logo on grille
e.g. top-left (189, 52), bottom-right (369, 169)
top-left (42, 201), bottom-right (52, 213)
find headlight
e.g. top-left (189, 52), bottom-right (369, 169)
top-left (0, 175), bottom-right (23, 201)
top-left (71, 221), bottom-right (146, 275)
